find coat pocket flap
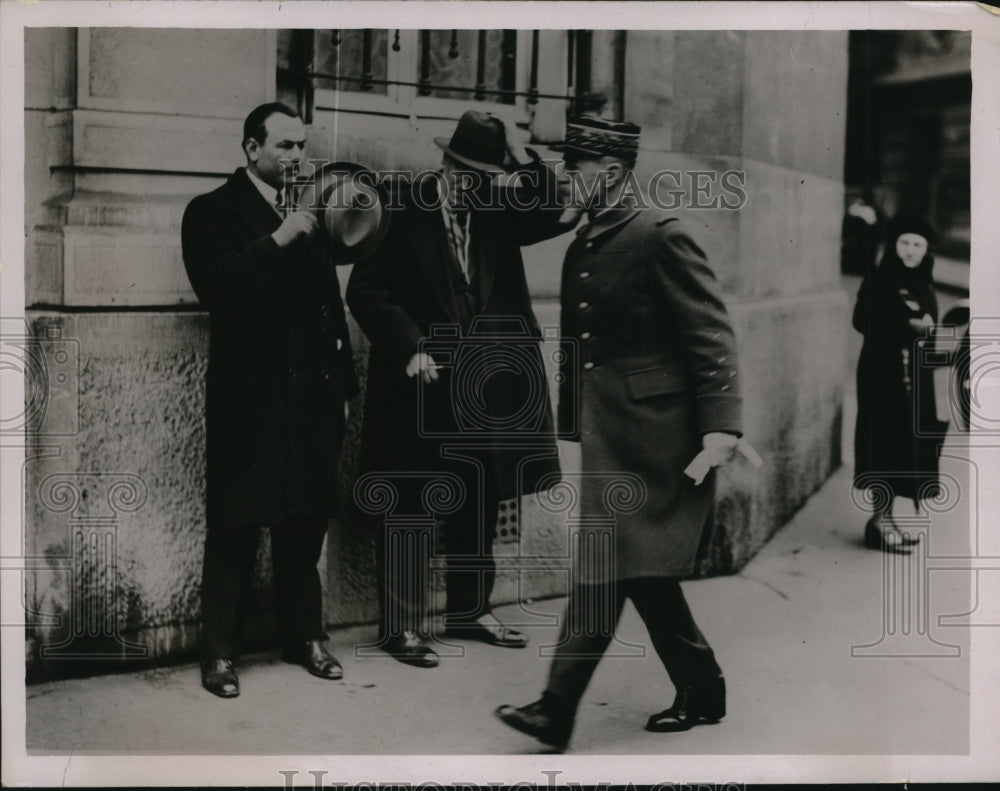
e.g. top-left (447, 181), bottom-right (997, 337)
top-left (624, 366), bottom-right (688, 400)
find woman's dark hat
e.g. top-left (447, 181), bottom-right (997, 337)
top-left (551, 116), bottom-right (642, 161)
top-left (313, 161), bottom-right (391, 262)
top-left (434, 111), bottom-right (507, 173)
top-left (886, 213), bottom-right (937, 247)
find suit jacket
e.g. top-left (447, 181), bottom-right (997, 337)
top-left (559, 205), bottom-right (743, 581)
top-left (346, 157), bottom-right (571, 502)
top-left (182, 168), bottom-right (358, 526)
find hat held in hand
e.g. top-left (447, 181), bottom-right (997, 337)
top-left (314, 162), bottom-right (391, 262)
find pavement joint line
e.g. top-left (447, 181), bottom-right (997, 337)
top-left (736, 573), bottom-right (790, 601)
top-left (901, 659), bottom-right (971, 696)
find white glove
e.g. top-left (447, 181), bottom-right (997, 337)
top-left (684, 435), bottom-right (763, 485)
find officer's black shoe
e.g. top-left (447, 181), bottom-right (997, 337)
top-left (495, 692), bottom-right (574, 752)
top-left (645, 674), bottom-right (726, 732)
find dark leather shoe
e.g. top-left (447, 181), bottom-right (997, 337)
top-left (201, 658), bottom-right (239, 698)
top-left (645, 675), bottom-right (726, 732)
top-left (382, 630), bottom-right (439, 668)
top-left (282, 639), bottom-right (343, 680)
top-left (864, 518), bottom-right (912, 555)
top-left (446, 618), bottom-right (529, 648)
top-left (495, 692), bottom-right (574, 752)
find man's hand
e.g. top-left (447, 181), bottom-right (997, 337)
top-left (271, 209), bottom-right (319, 248)
top-left (406, 352), bottom-right (440, 384)
top-left (683, 432), bottom-right (741, 485)
top-left (494, 114), bottom-right (532, 167)
top-left (908, 313), bottom-right (934, 334)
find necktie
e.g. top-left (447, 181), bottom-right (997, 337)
top-left (275, 186), bottom-right (297, 217)
top-left (448, 206), bottom-right (470, 277)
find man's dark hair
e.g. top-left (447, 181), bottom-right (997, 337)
top-left (242, 102), bottom-right (299, 150)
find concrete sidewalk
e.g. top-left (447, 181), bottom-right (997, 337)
top-left (25, 441), bottom-right (972, 755)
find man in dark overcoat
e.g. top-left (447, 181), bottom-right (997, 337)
top-left (497, 116), bottom-right (744, 750)
top-left (346, 111), bottom-right (573, 667)
top-left (182, 103), bottom-right (359, 697)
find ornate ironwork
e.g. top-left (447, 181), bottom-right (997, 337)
top-left (528, 30), bottom-right (539, 105)
top-left (474, 30), bottom-right (488, 100)
top-left (361, 29), bottom-right (374, 92)
top-left (419, 30), bottom-right (432, 96)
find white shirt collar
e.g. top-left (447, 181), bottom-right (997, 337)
top-left (245, 166), bottom-right (279, 207)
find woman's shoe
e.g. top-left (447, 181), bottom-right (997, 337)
top-left (864, 518), bottom-right (911, 555)
top-left (887, 517), bottom-right (921, 547)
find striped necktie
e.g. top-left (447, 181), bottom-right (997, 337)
top-left (275, 186), bottom-right (297, 218)
top-left (447, 205), bottom-right (470, 277)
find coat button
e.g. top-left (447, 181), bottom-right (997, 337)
top-left (581, 331), bottom-right (591, 340)
top-left (721, 384), bottom-right (730, 391)
top-left (583, 361), bottom-right (595, 370)
top-left (579, 271), bottom-right (590, 279)
top-left (585, 241), bottom-right (594, 249)
top-left (579, 301), bottom-right (589, 309)
top-left (718, 356), bottom-right (727, 364)
top-left (323, 372), bottom-right (332, 381)
top-left (337, 338), bottom-right (344, 350)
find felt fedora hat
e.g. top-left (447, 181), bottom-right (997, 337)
top-left (433, 110), bottom-right (507, 173)
top-left (314, 161), bottom-right (391, 262)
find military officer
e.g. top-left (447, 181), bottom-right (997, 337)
top-left (496, 116), bottom-right (744, 751)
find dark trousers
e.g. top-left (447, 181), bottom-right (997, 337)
top-left (377, 466), bottom-right (500, 635)
top-left (545, 577), bottom-right (720, 711)
top-left (200, 518), bottom-right (328, 659)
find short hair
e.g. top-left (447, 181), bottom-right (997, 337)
top-left (242, 102), bottom-right (299, 149)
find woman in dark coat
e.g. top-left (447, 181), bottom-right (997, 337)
top-left (853, 214), bottom-right (944, 553)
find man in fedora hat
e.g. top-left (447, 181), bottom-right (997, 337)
top-left (496, 115), bottom-right (744, 750)
top-left (347, 110), bottom-right (575, 668)
top-left (182, 102), bottom-right (379, 697)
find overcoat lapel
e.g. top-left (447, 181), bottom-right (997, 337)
top-left (226, 168), bottom-right (283, 240)
top-left (471, 212), bottom-right (498, 312)
top-left (407, 176), bottom-right (460, 323)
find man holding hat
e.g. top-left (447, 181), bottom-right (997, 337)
top-left (347, 110), bottom-right (573, 668)
top-left (182, 102), bottom-right (380, 697)
top-left (495, 115), bottom-right (744, 750)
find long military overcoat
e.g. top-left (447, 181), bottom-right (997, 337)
top-left (346, 161), bottom-right (570, 504)
top-left (558, 206), bottom-right (743, 582)
top-left (182, 168), bottom-right (358, 527)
